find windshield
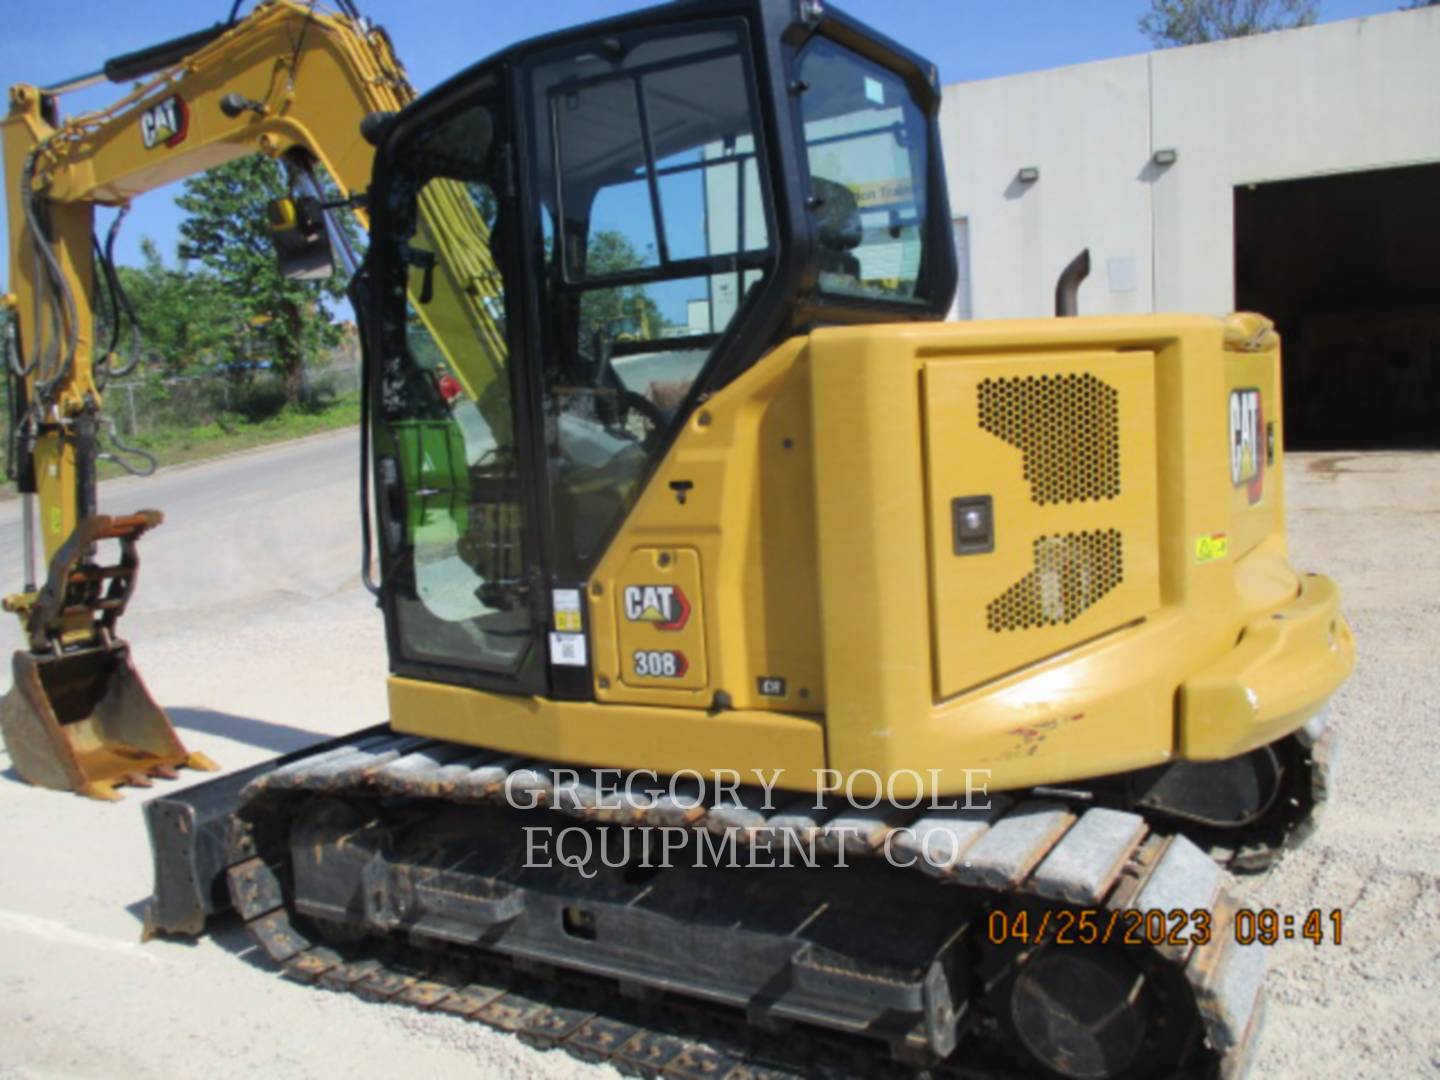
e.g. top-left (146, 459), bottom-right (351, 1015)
top-left (527, 21), bottom-right (774, 576)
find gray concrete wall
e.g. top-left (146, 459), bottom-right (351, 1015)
top-left (939, 6), bottom-right (1440, 319)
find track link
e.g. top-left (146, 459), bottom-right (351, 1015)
top-left (218, 723), bottom-right (1328, 1079)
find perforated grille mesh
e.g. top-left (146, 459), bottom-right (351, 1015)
top-left (986, 530), bottom-right (1124, 632)
top-left (979, 374), bottom-right (1120, 504)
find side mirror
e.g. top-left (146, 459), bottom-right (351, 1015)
top-left (266, 196), bottom-right (334, 281)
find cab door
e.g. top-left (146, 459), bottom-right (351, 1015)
top-left (367, 73), bottom-right (547, 694)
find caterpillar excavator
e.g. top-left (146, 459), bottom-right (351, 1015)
top-left (2, 1), bottom-right (1353, 1077)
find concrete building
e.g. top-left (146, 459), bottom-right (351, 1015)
top-left (939, 7), bottom-right (1440, 447)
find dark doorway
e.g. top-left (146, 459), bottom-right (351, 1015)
top-left (1234, 163), bottom-right (1440, 449)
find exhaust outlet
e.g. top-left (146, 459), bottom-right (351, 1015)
top-left (1054, 248), bottom-right (1091, 317)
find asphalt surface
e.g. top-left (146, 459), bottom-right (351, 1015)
top-left (0, 433), bottom-right (1436, 1078)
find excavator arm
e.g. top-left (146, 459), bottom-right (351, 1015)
top-left (0, 0), bottom-right (500, 797)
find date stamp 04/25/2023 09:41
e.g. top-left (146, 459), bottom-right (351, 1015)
top-left (985, 906), bottom-right (1345, 948)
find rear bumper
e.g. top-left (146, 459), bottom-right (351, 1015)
top-left (1179, 573), bottom-right (1354, 761)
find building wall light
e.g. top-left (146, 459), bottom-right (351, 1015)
top-left (1016, 166), bottom-right (1040, 184)
top-left (1152, 148), bottom-right (1179, 167)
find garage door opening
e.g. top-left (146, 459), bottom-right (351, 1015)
top-left (1234, 163), bottom-right (1440, 449)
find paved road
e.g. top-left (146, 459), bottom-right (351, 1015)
top-left (1, 427), bottom-right (366, 617)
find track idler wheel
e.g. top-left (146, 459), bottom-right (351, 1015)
top-left (983, 909), bottom-right (1199, 1079)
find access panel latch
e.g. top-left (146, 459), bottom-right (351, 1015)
top-left (951, 495), bottom-right (994, 555)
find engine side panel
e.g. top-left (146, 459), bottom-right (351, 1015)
top-left (807, 316), bottom-right (1350, 795)
top-left (922, 348), bottom-right (1161, 698)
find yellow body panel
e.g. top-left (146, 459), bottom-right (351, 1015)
top-left (401, 314), bottom-right (1352, 797)
top-left (589, 338), bottom-right (826, 713)
top-left (1180, 569), bottom-right (1353, 759)
top-left (807, 316), bottom-right (1348, 795)
top-left (388, 677), bottom-right (825, 788)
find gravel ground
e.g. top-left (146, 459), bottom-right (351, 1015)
top-left (0, 432), bottom-right (1435, 1079)
top-left (1241, 451), bottom-right (1440, 1078)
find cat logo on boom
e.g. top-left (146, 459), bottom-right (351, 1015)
top-left (140, 96), bottom-right (189, 150)
top-left (623, 585), bottom-right (690, 631)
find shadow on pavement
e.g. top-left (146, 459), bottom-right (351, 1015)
top-left (168, 706), bottom-right (328, 754)
top-left (126, 900), bottom-right (277, 973)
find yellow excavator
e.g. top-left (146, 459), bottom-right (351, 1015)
top-left (2, 2), bottom-right (1353, 1077)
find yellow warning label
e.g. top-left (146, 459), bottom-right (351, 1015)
top-left (1195, 533), bottom-right (1229, 563)
top-left (850, 178), bottom-right (915, 209)
top-left (554, 610), bottom-right (583, 632)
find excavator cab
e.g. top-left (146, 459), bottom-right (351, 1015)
top-left (361, 0), bottom-right (954, 695)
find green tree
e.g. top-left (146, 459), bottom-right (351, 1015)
top-left (580, 230), bottom-right (671, 343)
top-left (1140, 0), bottom-right (1319, 46)
top-left (102, 237), bottom-right (235, 374)
top-left (176, 155), bottom-right (350, 404)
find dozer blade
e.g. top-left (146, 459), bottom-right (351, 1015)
top-left (1, 510), bottom-right (216, 800)
top-left (143, 724), bottom-right (388, 937)
top-left (1, 644), bottom-right (216, 800)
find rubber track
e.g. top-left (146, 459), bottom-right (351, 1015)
top-left (223, 715), bottom-right (1337, 1079)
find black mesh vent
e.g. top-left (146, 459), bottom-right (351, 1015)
top-left (987, 529), bottom-right (1124, 632)
top-left (979, 374), bottom-right (1120, 505)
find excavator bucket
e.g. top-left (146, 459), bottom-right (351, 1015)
top-left (1, 511), bottom-right (217, 800)
top-left (1, 644), bottom-right (214, 800)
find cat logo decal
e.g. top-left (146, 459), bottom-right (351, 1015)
top-left (622, 585), bottom-right (690, 631)
top-left (140, 96), bottom-right (189, 150)
top-left (1229, 388), bottom-right (1264, 505)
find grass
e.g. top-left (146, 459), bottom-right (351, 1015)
top-left (94, 390), bottom-right (360, 481)
top-left (1, 384), bottom-right (359, 496)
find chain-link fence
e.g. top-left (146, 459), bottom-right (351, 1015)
top-left (3, 321), bottom-right (360, 482)
top-left (100, 362), bottom-right (360, 437)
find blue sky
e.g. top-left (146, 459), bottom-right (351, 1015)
top-left (0, 0), bottom-right (1409, 277)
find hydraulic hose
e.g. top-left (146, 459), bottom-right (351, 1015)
top-left (21, 148), bottom-right (80, 402)
top-left (98, 416), bottom-right (158, 477)
top-left (95, 206), bottom-right (143, 382)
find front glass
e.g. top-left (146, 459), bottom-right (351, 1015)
top-left (797, 36), bottom-right (932, 305)
top-left (528, 23), bottom-right (773, 575)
